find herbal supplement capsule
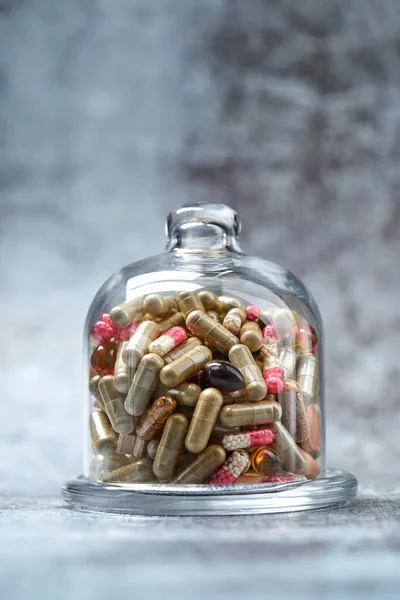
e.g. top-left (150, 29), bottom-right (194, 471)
top-left (222, 308), bottom-right (246, 336)
top-left (202, 360), bottom-right (244, 391)
top-left (135, 395), bottom-right (176, 440)
top-left (165, 382), bottom-right (202, 407)
top-left (240, 321), bottom-right (264, 352)
top-left (91, 340), bottom-right (118, 376)
top-left (198, 290), bottom-right (221, 312)
top-left (110, 297), bottom-right (144, 327)
top-left (89, 375), bottom-right (104, 408)
top-left (124, 353), bottom-right (164, 416)
top-left (185, 388), bottom-right (224, 454)
top-left (251, 446), bottom-right (282, 477)
top-left (172, 444), bottom-right (226, 484)
top-left (222, 428), bottom-right (275, 451)
top-left (114, 342), bottom-right (130, 394)
top-left (206, 310), bottom-right (221, 322)
top-left (186, 310), bottom-right (239, 354)
top-left (132, 436), bottom-right (148, 459)
top-left (298, 448), bottom-right (321, 480)
top-left (209, 450), bottom-right (250, 484)
top-left (116, 433), bottom-right (136, 455)
top-left (218, 296), bottom-right (243, 314)
top-left (245, 305), bottom-right (262, 321)
top-left (148, 326), bottom-right (188, 357)
top-left (178, 292), bottom-right (205, 318)
top-left (153, 413), bottom-right (189, 481)
top-left (280, 380), bottom-right (309, 443)
top-left (90, 410), bottom-right (118, 456)
top-left (219, 399), bottom-right (282, 428)
top-left (89, 453), bottom-right (132, 480)
top-left (176, 405), bottom-right (195, 422)
top-left (228, 344), bottom-right (267, 402)
top-left (262, 355), bottom-right (285, 394)
top-left (280, 347), bottom-right (297, 380)
top-left (163, 336), bottom-right (202, 364)
top-left (122, 321), bottom-right (160, 376)
top-left (144, 294), bottom-right (177, 318)
top-left (297, 353), bottom-right (318, 406)
top-left (101, 458), bottom-right (156, 483)
top-left (160, 345), bottom-right (212, 388)
top-left (273, 421), bottom-right (308, 474)
top-left (98, 376), bottom-right (135, 434)
top-left (157, 312), bottom-right (185, 335)
top-left (147, 438), bottom-right (160, 460)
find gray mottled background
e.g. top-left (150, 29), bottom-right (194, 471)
top-left (1, 0), bottom-right (400, 496)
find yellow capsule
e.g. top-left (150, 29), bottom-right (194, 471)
top-left (222, 308), bottom-right (247, 335)
top-left (280, 347), bottom-right (297, 380)
top-left (186, 310), bottom-right (239, 354)
top-left (177, 291), bottom-right (205, 318)
top-left (109, 297), bottom-right (144, 327)
top-left (98, 376), bottom-right (135, 434)
top-left (153, 413), bottom-right (189, 481)
top-left (281, 380), bottom-right (309, 443)
top-left (185, 388), bottom-right (224, 454)
top-left (219, 399), bottom-right (282, 428)
top-left (297, 353), bottom-right (318, 406)
top-left (157, 311), bottom-right (185, 335)
top-left (114, 341), bottom-right (130, 394)
top-left (273, 421), bottom-right (308, 474)
top-left (101, 458), bottom-right (156, 483)
top-left (228, 344), bottom-right (267, 402)
top-left (165, 382), bottom-right (202, 407)
top-left (218, 296), bottom-right (243, 314)
top-left (90, 410), bottom-right (118, 455)
top-left (198, 290), bottom-right (221, 312)
top-left (147, 438), bottom-right (161, 460)
top-left (122, 321), bottom-right (160, 376)
top-left (172, 444), bottom-right (226, 484)
top-left (163, 337), bottom-right (202, 364)
top-left (89, 375), bottom-right (104, 408)
top-left (160, 345), bottom-right (212, 388)
top-left (144, 294), bottom-right (177, 318)
top-left (240, 321), bottom-right (264, 352)
top-left (124, 353), bottom-right (164, 416)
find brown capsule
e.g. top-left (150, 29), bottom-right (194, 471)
top-left (135, 395), bottom-right (176, 441)
top-left (157, 312), bottom-right (185, 335)
top-left (163, 337), bottom-right (202, 364)
top-left (101, 458), bottom-right (156, 483)
top-left (228, 344), bottom-right (267, 402)
top-left (116, 433), bottom-right (137, 455)
top-left (219, 399), bottom-right (282, 428)
top-left (122, 321), bottom-right (160, 376)
top-left (98, 376), bottom-right (135, 434)
top-left (251, 446), bottom-right (283, 477)
top-left (144, 294), bottom-right (177, 318)
top-left (240, 321), bottom-right (264, 352)
top-left (172, 445), bottom-right (226, 484)
top-left (198, 290), bottom-right (221, 312)
top-left (160, 345), bottom-right (212, 388)
top-left (178, 292), bottom-right (205, 318)
top-left (280, 347), bottom-right (297, 380)
top-left (186, 310), bottom-right (239, 354)
top-left (114, 341), bottom-right (130, 394)
top-left (109, 297), bottom-right (144, 327)
top-left (280, 380), bottom-right (309, 443)
top-left (90, 410), bottom-right (118, 456)
top-left (298, 448), bottom-right (321, 480)
top-left (89, 375), bottom-right (104, 408)
top-left (164, 382), bottom-right (202, 407)
top-left (273, 421), bottom-right (308, 474)
top-left (222, 308), bottom-right (247, 336)
top-left (297, 353), bottom-right (318, 406)
top-left (218, 296), bottom-right (243, 314)
top-left (147, 438), bottom-right (161, 460)
top-left (185, 388), bottom-right (224, 454)
top-left (153, 413), bottom-right (189, 481)
top-left (202, 360), bottom-right (244, 391)
top-left (300, 404), bottom-right (321, 453)
top-left (124, 353), bottom-right (164, 416)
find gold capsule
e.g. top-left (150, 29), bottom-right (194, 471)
top-left (124, 353), bottom-right (164, 416)
top-left (240, 321), bottom-right (264, 352)
top-left (147, 438), bottom-right (161, 460)
top-left (135, 395), bottom-right (176, 440)
top-left (101, 458), bottom-right (156, 483)
top-left (160, 345), bottom-right (212, 388)
top-left (109, 297), bottom-right (144, 327)
top-left (89, 375), bottom-right (104, 408)
top-left (90, 410), bottom-right (118, 455)
top-left (165, 382), bottom-right (202, 407)
top-left (163, 336), bottom-right (202, 364)
top-left (218, 296), bottom-right (243, 314)
top-left (280, 347), bottom-right (297, 379)
top-left (177, 291), bottom-right (205, 318)
top-left (122, 321), bottom-right (160, 376)
top-left (185, 388), bottom-right (224, 454)
top-left (98, 376), bottom-right (135, 434)
top-left (228, 344), bottom-right (267, 402)
top-left (222, 308), bottom-right (246, 335)
top-left (144, 294), bottom-right (177, 318)
top-left (186, 310), bottom-right (239, 354)
top-left (153, 413), bottom-right (189, 481)
top-left (219, 399), bottom-right (282, 428)
top-left (206, 310), bottom-right (221, 322)
top-left (172, 445), bottom-right (226, 484)
top-left (198, 290), bottom-right (221, 312)
top-left (114, 341), bottom-right (130, 394)
top-left (157, 311), bottom-right (185, 335)
top-left (297, 353), bottom-right (318, 406)
top-left (280, 380), bottom-right (309, 443)
top-left (273, 421), bottom-right (308, 474)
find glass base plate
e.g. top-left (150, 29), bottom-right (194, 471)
top-left (62, 468), bottom-right (357, 515)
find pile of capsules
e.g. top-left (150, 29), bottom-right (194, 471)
top-left (88, 290), bottom-right (321, 485)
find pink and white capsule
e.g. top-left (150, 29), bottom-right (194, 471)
top-left (263, 365), bottom-right (285, 394)
top-left (148, 326), bottom-right (188, 357)
top-left (245, 305), bottom-right (261, 321)
top-left (264, 473), bottom-right (307, 483)
top-left (262, 324), bottom-right (278, 341)
top-left (222, 428), bottom-right (275, 451)
top-left (209, 450), bottom-right (249, 484)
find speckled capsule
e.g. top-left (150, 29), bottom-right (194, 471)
top-left (101, 458), bottom-right (156, 483)
top-left (163, 336), bottom-right (202, 364)
top-left (135, 395), bottom-right (176, 441)
top-left (222, 308), bottom-right (247, 336)
top-left (90, 410), bottom-right (118, 455)
top-left (280, 347), bottom-right (297, 380)
top-left (148, 326), bottom-right (188, 357)
top-left (198, 290), bottom-right (221, 312)
top-left (297, 353), bottom-right (318, 406)
top-left (209, 450), bottom-right (250, 484)
top-left (160, 345), bottom-right (212, 388)
top-left (114, 341), bottom-right (130, 394)
top-left (186, 310), bottom-right (239, 354)
top-left (124, 353), bottom-right (164, 417)
top-left (300, 404), bottom-right (321, 453)
top-left (177, 292), bottom-right (205, 318)
top-left (172, 445), bottom-right (226, 484)
top-left (185, 388), bottom-right (224, 454)
top-left (202, 360), bottom-right (244, 391)
top-left (222, 428), bottom-right (275, 451)
top-left (156, 311), bottom-right (185, 335)
top-left (122, 321), bottom-right (160, 376)
top-left (219, 399), bottom-right (282, 428)
top-left (273, 421), bottom-right (308, 474)
top-left (109, 297), bottom-right (144, 327)
top-left (228, 344), bottom-right (267, 402)
top-left (144, 294), bottom-right (177, 318)
top-left (98, 376), bottom-right (135, 434)
top-left (153, 413), bottom-right (189, 481)
top-left (280, 380), bottom-right (309, 443)
top-left (218, 296), bottom-right (243, 314)
top-left (240, 321), bottom-right (264, 352)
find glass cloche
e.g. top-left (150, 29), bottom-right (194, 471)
top-left (62, 203), bottom-right (357, 514)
